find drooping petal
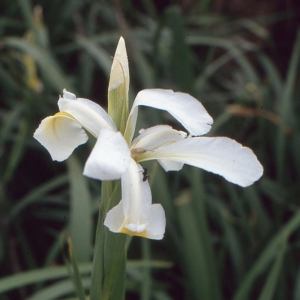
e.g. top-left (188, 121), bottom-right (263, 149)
top-left (137, 136), bottom-right (263, 187)
top-left (58, 89), bottom-right (116, 137)
top-left (120, 160), bottom-right (165, 239)
top-left (83, 128), bottom-right (130, 180)
top-left (125, 89), bottom-right (213, 142)
top-left (104, 159), bottom-right (166, 239)
top-left (143, 204), bottom-right (166, 240)
top-left (33, 114), bottom-right (88, 161)
top-left (121, 159), bottom-right (151, 232)
top-left (103, 201), bottom-right (125, 232)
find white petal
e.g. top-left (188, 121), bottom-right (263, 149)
top-left (131, 125), bottom-right (186, 171)
top-left (125, 89), bottom-right (213, 142)
top-left (131, 125), bottom-right (187, 151)
top-left (143, 204), bottom-right (166, 240)
top-left (33, 115), bottom-right (88, 161)
top-left (58, 91), bottom-right (116, 137)
top-left (138, 137), bottom-right (263, 187)
top-left (63, 89), bottom-right (76, 100)
top-left (157, 159), bottom-right (184, 172)
top-left (108, 37), bottom-right (129, 93)
top-left (83, 129), bottom-right (130, 180)
top-left (121, 159), bottom-right (152, 231)
top-left (104, 201), bottom-right (125, 233)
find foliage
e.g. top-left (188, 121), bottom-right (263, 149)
top-left (0, 0), bottom-right (300, 299)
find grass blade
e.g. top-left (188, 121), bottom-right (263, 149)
top-left (67, 155), bottom-right (92, 263)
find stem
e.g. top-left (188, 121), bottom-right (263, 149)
top-left (90, 181), bottom-right (127, 300)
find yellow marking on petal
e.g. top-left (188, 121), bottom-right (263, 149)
top-left (120, 227), bottom-right (149, 238)
top-left (54, 111), bottom-right (76, 120)
top-left (54, 112), bottom-right (97, 138)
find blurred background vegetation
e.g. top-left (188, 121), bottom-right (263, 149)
top-left (1, 0), bottom-right (300, 299)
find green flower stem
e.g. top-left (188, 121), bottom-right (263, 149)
top-left (90, 181), bottom-right (127, 300)
top-left (103, 228), bottom-right (126, 300)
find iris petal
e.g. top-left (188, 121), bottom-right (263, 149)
top-left (58, 89), bottom-right (116, 137)
top-left (137, 136), bottom-right (263, 187)
top-left (83, 129), bottom-right (130, 180)
top-left (33, 115), bottom-right (88, 161)
top-left (125, 89), bottom-right (213, 142)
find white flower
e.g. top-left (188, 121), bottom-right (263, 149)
top-left (34, 37), bottom-right (263, 240)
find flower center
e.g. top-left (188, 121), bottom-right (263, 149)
top-left (131, 147), bottom-right (146, 160)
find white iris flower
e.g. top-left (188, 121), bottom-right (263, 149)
top-left (34, 37), bottom-right (263, 240)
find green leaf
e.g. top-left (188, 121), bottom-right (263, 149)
top-left (27, 278), bottom-right (90, 300)
top-left (0, 259), bottom-right (169, 295)
top-left (4, 37), bottom-right (71, 93)
top-left (164, 6), bottom-right (193, 93)
top-left (175, 168), bottom-right (222, 300)
top-left (188, 35), bottom-right (260, 85)
top-left (67, 155), bottom-right (92, 263)
top-left (258, 240), bottom-right (287, 300)
top-left (0, 264), bottom-right (91, 294)
top-left (10, 175), bottom-right (68, 220)
top-left (89, 203), bottom-right (105, 299)
top-left (76, 36), bottom-right (112, 76)
top-left (233, 210), bottom-right (300, 300)
top-left (66, 235), bottom-right (86, 300)
top-left (276, 29), bottom-right (300, 183)
top-left (3, 117), bottom-right (29, 184)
